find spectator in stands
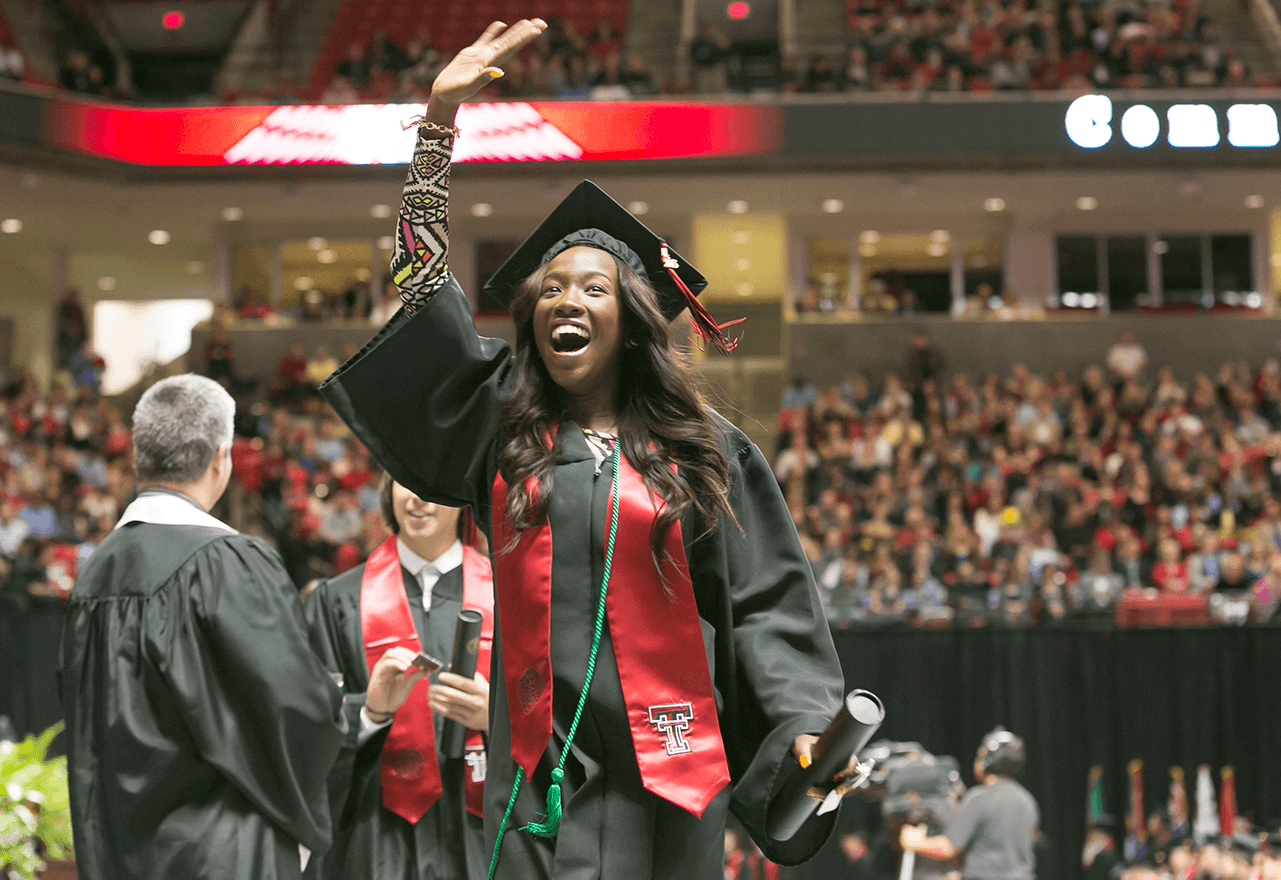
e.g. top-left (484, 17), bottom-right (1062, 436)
top-left (804, 56), bottom-right (841, 92)
top-left (905, 333), bottom-right (947, 394)
top-left (1112, 531), bottom-right (1147, 593)
top-left (275, 343), bottom-right (308, 402)
top-left (1106, 332), bottom-right (1148, 383)
top-left (68, 341), bottom-right (106, 393)
top-left (336, 43), bottom-right (371, 90)
top-left (690, 26), bottom-right (730, 93)
top-left (621, 52), bottom-right (655, 96)
top-left (317, 488), bottom-right (362, 549)
top-left (55, 288), bottom-right (87, 371)
top-left (368, 28), bottom-right (409, 78)
top-left (0, 39), bottom-right (24, 82)
top-left (305, 346), bottom-right (338, 390)
top-left (1213, 551), bottom-right (1254, 593)
top-left (202, 324), bottom-right (236, 387)
top-left (589, 15), bottom-right (622, 62)
top-left (0, 499), bottom-right (29, 559)
top-left (59, 49), bottom-right (97, 95)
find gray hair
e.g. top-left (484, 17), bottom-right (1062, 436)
top-left (132, 374), bottom-right (235, 484)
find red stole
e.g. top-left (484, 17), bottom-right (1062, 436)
top-left (491, 441), bottom-right (730, 818)
top-left (360, 537), bottom-right (494, 822)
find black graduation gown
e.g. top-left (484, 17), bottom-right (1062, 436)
top-left (303, 557), bottom-right (486, 880)
top-left (58, 521), bottom-right (345, 880)
top-left (321, 277), bottom-right (845, 878)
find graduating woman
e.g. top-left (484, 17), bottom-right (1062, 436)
top-left (321, 19), bottom-right (846, 879)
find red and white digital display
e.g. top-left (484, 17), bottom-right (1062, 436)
top-left (45, 98), bottom-right (780, 167)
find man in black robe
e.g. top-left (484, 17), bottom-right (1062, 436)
top-left (58, 374), bottom-right (346, 880)
top-left (304, 479), bottom-right (492, 879)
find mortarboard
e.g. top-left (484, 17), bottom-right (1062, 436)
top-left (482, 180), bottom-right (742, 353)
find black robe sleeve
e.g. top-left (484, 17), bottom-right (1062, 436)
top-left (158, 535), bottom-right (346, 854)
top-left (691, 425), bottom-right (846, 864)
top-left (319, 279), bottom-right (511, 525)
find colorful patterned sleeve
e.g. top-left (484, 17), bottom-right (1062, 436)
top-left (390, 134), bottom-right (453, 311)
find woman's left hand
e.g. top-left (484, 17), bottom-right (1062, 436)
top-left (429, 671), bottom-right (490, 732)
top-left (791, 733), bottom-right (863, 781)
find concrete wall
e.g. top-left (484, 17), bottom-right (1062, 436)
top-left (789, 312), bottom-right (1281, 385)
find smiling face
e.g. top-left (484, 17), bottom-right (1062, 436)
top-left (532, 246), bottom-right (624, 414)
top-left (390, 481), bottom-right (460, 561)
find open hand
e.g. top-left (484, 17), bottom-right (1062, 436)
top-left (365, 646), bottom-right (428, 717)
top-left (429, 670), bottom-right (490, 732)
top-left (429, 19), bottom-right (547, 110)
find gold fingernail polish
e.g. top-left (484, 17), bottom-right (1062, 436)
top-left (799, 755), bottom-right (811, 769)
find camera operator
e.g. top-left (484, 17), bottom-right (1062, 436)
top-left (899, 729), bottom-right (1039, 880)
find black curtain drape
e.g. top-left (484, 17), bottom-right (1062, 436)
top-left (7, 607), bottom-right (1280, 880)
top-left (811, 625), bottom-right (1281, 880)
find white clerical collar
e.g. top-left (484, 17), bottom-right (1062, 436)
top-left (114, 488), bottom-right (236, 534)
top-left (396, 537), bottom-right (462, 580)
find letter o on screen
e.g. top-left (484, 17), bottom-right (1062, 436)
top-left (1120, 104), bottom-right (1160, 148)
top-left (1065, 95), bottom-right (1113, 149)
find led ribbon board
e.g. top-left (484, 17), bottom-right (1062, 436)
top-left (45, 99), bottom-right (780, 166)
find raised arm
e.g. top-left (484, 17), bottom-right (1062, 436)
top-left (320, 20), bottom-right (547, 518)
top-left (394, 19), bottom-right (548, 313)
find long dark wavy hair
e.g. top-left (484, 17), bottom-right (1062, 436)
top-left (495, 252), bottom-right (739, 570)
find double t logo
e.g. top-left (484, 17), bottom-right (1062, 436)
top-left (646, 702), bottom-right (695, 756)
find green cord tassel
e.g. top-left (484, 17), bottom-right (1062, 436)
top-left (521, 767), bottom-right (564, 838)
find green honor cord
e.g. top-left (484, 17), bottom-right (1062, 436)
top-left (487, 444), bottom-right (621, 880)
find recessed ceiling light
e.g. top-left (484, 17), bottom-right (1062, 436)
top-left (370, 204), bottom-right (392, 218)
top-left (1153, 240), bottom-right (1169, 255)
top-left (727, 200), bottom-right (748, 214)
top-left (821, 199), bottom-right (844, 214)
top-left (1080, 293), bottom-right (1099, 308)
top-left (627, 201), bottom-right (649, 215)
top-left (1076, 196), bottom-right (1098, 211)
top-left (927, 242), bottom-right (948, 257)
top-left (187, 261), bottom-right (204, 274)
top-left (930, 230), bottom-right (950, 243)
top-left (378, 235), bottom-right (394, 251)
top-left (0, 218), bottom-right (22, 234)
top-left (736, 282), bottom-right (753, 296)
top-left (733, 231), bottom-right (750, 245)
top-left (859, 230), bottom-right (880, 244)
top-left (983, 198), bottom-right (1006, 212)
top-left (1062, 291), bottom-right (1081, 307)
top-left (859, 243), bottom-right (878, 257)
top-left (1245, 194), bottom-right (1265, 209)
top-left (307, 236), bottom-right (327, 250)
top-left (148, 229), bottom-right (171, 245)
top-left (355, 267), bottom-right (371, 281)
top-left (97, 277), bottom-right (116, 291)
top-left (471, 203), bottom-right (493, 217)
top-left (736, 258), bottom-right (751, 272)
top-left (221, 207), bottom-right (244, 221)
top-left (318, 249), bottom-right (336, 264)
top-left (294, 276), bottom-right (314, 291)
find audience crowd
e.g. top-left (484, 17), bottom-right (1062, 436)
top-left (17, 0), bottom-right (1265, 105)
top-left (831, 0), bottom-right (1266, 94)
top-left (4, 314), bottom-right (1281, 634)
top-left (776, 332), bottom-right (1281, 628)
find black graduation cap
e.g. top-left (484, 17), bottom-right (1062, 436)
top-left (482, 180), bottom-right (741, 353)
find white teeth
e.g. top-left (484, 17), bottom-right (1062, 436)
top-left (553, 325), bottom-right (589, 342)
